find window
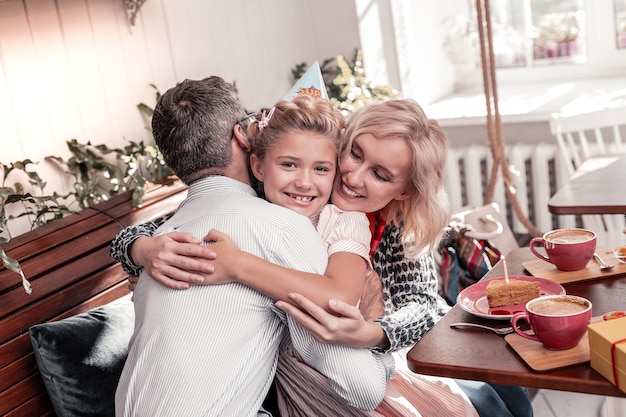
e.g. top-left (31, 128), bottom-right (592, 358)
top-left (467, 0), bottom-right (586, 69)
top-left (616, 0), bottom-right (626, 48)
top-left (464, 0), bottom-right (626, 85)
top-left (357, 0), bottom-right (626, 107)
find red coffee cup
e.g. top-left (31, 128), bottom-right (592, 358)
top-left (529, 228), bottom-right (596, 271)
top-left (511, 295), bottom-right (592, 350)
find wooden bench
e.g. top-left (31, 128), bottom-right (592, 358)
top-left (0, 180), bottom-right (187, 417)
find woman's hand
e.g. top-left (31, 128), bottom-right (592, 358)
top-left (127, 275), bottom-right (139, 292)
top-left (131, 232), bottom-right (216, 290)
top-left (276, 293), bottom-right (388, 350)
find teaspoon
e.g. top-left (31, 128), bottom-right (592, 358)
top-left (593, 253), bottom-right (615, 271)
top-left (449, 323), bottom-right (514, 335)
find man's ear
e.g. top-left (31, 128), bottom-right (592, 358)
top-left (232, 124), bottom-right (252, 152)
top-left (249, 154), bottom-right (264, 182)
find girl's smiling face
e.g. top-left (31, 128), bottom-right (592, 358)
top-left (251, 130), bottom-right (337, 218)
top-left (331, 133), bottom-right (413, 213)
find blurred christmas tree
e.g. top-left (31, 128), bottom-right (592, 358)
top-left (292, 49), bottom-right (401, 115)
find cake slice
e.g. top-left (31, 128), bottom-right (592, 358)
top-left (485, 279), bottom-right (541, 308)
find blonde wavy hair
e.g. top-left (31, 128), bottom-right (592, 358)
top-left (343, 99), bottom-right (451, 257)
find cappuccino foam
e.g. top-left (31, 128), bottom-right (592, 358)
top-left (530, 298), bottom-right (588, 316)
top-left (546, 229), bottom-right (594, 244)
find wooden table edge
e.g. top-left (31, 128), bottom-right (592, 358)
top-left (548, 202), bottom-right (626, 215)
top-left (406, 357), bottom-right (626, 398)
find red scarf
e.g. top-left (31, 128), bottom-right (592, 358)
top-left (367, 211), bottom-right (386, 260)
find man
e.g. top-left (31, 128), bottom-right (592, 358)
top-left (114, 76), bottom-right (393, 417)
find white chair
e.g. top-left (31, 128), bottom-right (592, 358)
top-left (549, 106), bottom-right (626, 247)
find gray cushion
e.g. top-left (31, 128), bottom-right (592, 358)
top-left (29, 295), bottom-right (134, 417)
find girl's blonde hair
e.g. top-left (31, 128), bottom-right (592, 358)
top-left (343, 99), bottom-right (451, 257)
top-left (248, 95), bottom-right (345, 161)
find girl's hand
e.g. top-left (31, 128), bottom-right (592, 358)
top-left (132, 232), bottom-right (216, 290)
top-left (201, 229), bottom-right (244, 285)
top-left (358, 271), bottom-right (385, 321)
top-left (276, 293), bottom-right (388, 349)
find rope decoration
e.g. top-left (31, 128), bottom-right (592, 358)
top-left (475, 0), bottom-right (542, 237)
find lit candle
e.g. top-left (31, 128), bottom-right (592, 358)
top-left (502, 255), bottom-right (509, 284)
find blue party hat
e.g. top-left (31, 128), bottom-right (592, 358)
top-left (283, 61), bottom-right (329, 101)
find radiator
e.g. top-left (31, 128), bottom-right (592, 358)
top-left (445, 143), bottom-right (625, 246)
top-left (445, 143), bottom-right (568, 236)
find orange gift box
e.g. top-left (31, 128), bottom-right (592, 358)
top-left (587, 316), bottom-right (626, 394)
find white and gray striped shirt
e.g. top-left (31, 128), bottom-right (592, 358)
top-left (115, 176), bottom-right (393, 417)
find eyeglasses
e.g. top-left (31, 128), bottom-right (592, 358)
top-left (236, 112), bottom-right (258, 128)
top-left (232, 112), bottom-right (257, 142)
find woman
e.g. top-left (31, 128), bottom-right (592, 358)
top-left (110, 99), bottom-right (532, 417)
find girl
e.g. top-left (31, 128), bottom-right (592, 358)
top-left (239, 94), bottom-right (372, 312)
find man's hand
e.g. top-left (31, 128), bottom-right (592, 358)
top-left (131, 232), bottom-right (216, 289)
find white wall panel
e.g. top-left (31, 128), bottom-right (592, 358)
top-left (236, 0), bottom-right (277, 109)
top-left (25, 0), bottom-right (85, 155)
top-left (0, 48), bottom-right (22, 162)
top-left (111, 0), bottom-right (159, 138)
top-left (159, 0), bottom-right (198, 82)
top-left (88, 0), bottom-right (140, 147)
top-left (134, 0), bottom-right (177, 94)
top-left (185, 0), bottom-right (220, 80)
top-left (0, 0), bottom-right (54, 160)
top-left (56, 0), bottom-right (113, 150)
top-left (309, 0), bottom-right (359, 60)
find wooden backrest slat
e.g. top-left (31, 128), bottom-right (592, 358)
top-left (6, 180), bottom-right (187, 257)
top-left (4, 393), bottom-right (54, 417)
top-left (0, 374), bottom-right (46, 416)
top-left (0, 246), bottom-right (117, 320)
top-left (0, 180), bottom-right (187, 417)
top-left (105, 181), bottom-right (187, 218)
top-left (21, 224), bottom-right (120, 279)
top-left (115, 192), bottom-right (185, 227)
top-left (93, 182), bottom-right (187, 222)
top-left (0, 333), bottom-right (32, 370)
top-left (0, 225), bottom-right (116, 295)
top-left (1, 212), bottom-right (114, 264)
top-left (1, 181), bottom-right (187, 267)
top-left (2, 207), bottom-right (103, 249)
top-left (0, 262), bottom-right (128, 345)
top-left (0, 222), bottom-right (121, 293)
top-left (49, 280), bottom-right (130, 321)
top-left (0, 353), bottom-right (38, 393)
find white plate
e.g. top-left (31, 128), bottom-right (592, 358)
top-left (456, 276), bottom-right (566, 320)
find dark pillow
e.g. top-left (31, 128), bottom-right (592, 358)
top-left (29, 295), bottom-right (134, 417)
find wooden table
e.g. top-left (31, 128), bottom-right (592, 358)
top-left (548, 154), bottom-right (626, 215)
top-left (406, 247), bottom-right (626, 398)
